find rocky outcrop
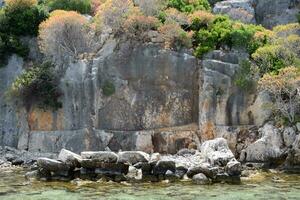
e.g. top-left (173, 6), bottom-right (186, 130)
top-left (240, 123), bottom-right (287, 164)
top-left (0, 56), bottom-right (29, 148)
top-left (30, 142), bottom-right (242, 183)
top-left (254, 0), bottom-right (300, 28)
top-left (213, 0), bottom-right (256, 24)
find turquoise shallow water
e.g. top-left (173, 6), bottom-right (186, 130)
top-left (0, 169), bottom-right (300, 200)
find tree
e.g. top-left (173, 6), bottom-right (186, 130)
top-left (46, 0), bottom-right (92, 14)
top-left (38, 10), bottom-right (92, 63)
top-left (95, 0), bottom-right (134, 32)
top-left (258, 66), bottom-right (300, 124)
top-left (3, 0), bottom-right (48, 36)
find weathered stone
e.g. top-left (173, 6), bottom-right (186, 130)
top-left (192, 173), bottom-right (210, 185)
top-left (149, 153), bottom-right (161, 163)
top-left (187, 163), bottom-right (218, 179)
top-left (296, 123), bottom-right (300, 132)
top-left (213, 0), bottom-right (256, 24)
top-left (175, 165), bottom-right (188, 178)
top-left (58, 149), bottom-right (82, 168)
top-left (118, 151), bottom-right (150, 165)
top-left (255, 0), bottom-right (299, 28)
top-left (11, 158), bottom-right (24, 166)
top-left (152, 129), bottom-right (201, 154)
top-left (25, 170), bottom-right (39, 180)
top-left (282, 127), bottom-right (297, 147)
top-left (214, 173), bottom-right (241, 184)
top-left (240, 123), bottom-right (284, 163)
top-left (225, 158), bottom-right (242, 176)
top-left (94, 163), bottom-right (129, 175)
top-left (285, 135), bottom-right (300, 167)
top-left (153, 160), bottom-right (176, 175)
top-left (200, 138), bottom-right (235, 166)
top-left (165, 170), bottom-right (180, 181)
top-left (81, 151), bottom-right (118, 163)
top-left (134, 162), bottom-right (152, 175)
top-left (37, 158), bottom-right (71, 172)
top-left (177, 148), bottom-right (196, 156)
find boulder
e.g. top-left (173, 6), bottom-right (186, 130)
top-left (149, 153), bottom-right (161, 163)
top-left (37, 158), bottom-right (71, 172)
top-left (175, 165), bottom-right (188, 178)
top-left (213, 0), bottom-right (256, 24)
top-left (285, 135), bottom-right (300, 167)
top-left (165, 170), bottom-right (180, 181)
top-left (192, 173), bottom-right (210, 185)
top-left (94, 163), bottom-right (129, 176)
top-left (118, 151), bottom-right (150, 165)
top-left (187, 163), bottom-right (218, 179)
top-left (296, 123), bottom-right (300, 132)
top-left (282, 127), bottom-right (297, 147)
top-left (240, 123), bottom-right (284, 163)
top-left (254, 0), bottom-right (299, 28)
top-left (177, 148), bottom-right (196, 156)
top-left (153, 160), bottom-right (176, 175)
top-left (81, 151), bottom-right (118, 163)
top-left (214, 173), bottom-right (241, 184)
top-left (200, 138), bottom-right (235, 166)
top-left (225, 158), bottom-right (242, 176)
top-left (133, 162), bottom-right (152, 175)
top-left (58, 149), bottom-right (82, 168)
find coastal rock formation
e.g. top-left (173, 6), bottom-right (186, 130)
top-left (213, 0), bottom-right (256, 24)
top-left (254, 0), bottom-right (300, 28)
top-left (212, 0), bottom-right (299, 28)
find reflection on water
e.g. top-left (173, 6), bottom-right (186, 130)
top-left (0, 169), bottom-right (300, 200)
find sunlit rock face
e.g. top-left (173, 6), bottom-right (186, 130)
top-left (0, 43), bottom-right (270, 153)
top-left (0, 56), bottom-right (29, 148)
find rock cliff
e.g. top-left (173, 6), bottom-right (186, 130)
top-left (0, 39), bottom-right (270, 154)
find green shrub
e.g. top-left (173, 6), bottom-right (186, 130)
top-left (46, 0), bottom-right (92, 14)
top-left (252, 45), bottom-right (296, 75)
top-left (234, 60), bottom-right (256, 90)
top-left (1, 1), bottom-right (48, 36)
top-left (0, 34), bottom-right (29, 67)
top-left (168, 0), bottom-right (211, 13)
top-left (193, 29), bottom-right (218, 57)
top-left (9, 62), bottom-right (62, 110)
top-left (102, 80), bottom-right (115, 96)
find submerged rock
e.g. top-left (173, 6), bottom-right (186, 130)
top-left (225, 158), bottom-right (242, 176)
top-left (192, 173), bottom-right (210, 185)
top-left (37, 158), bottom-right (71, 174)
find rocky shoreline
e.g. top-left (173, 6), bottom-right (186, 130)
top-left (1, 137), bottom-right (298, 185)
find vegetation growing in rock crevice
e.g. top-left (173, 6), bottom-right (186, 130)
top-left (1, 0), bottom-right (299, 115)
top-left (8, 62), bottom-right (62, 110)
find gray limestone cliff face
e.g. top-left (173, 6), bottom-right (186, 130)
top-left (0, 43), bottom-right (270, 154)
top-left (213, 0), bottom-right (299, 28)
top-left (0, 56), bottom-right (29, 148)
top-left (254, 0), bottom-right (299, 28)
top-left (57, 41), bottom-right (199, 132)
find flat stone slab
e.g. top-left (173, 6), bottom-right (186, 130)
top-left (37, 158), bottom-right (70, 172)
top-left (118, 151), bottom-right (150, 165)
top-left (58, 149), bottom-right (82, 168)
top-left (81, 151), bottom-right (118, 163)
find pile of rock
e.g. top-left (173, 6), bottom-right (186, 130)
top-left (27, 138), bottom-right (242, 184)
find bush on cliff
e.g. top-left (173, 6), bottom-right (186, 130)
top-left (9, 62), bottom-right (62, 110)
top-left (159, 23), bottom-right (192, 50)
top-left (1, 0), bottom-right (48, 36)
top-left (94, 0), bottom-right (134, 33)
top-left (38, 10), bottom-right (91, 63)
top-left (46, 0), bottom-right (92, 14)
top-left (168, 0), bottom-right (211, 13)
top-left (258, 66), bottom-right (300, 125)
top-left (124, 15), bottom-right (161, 39)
